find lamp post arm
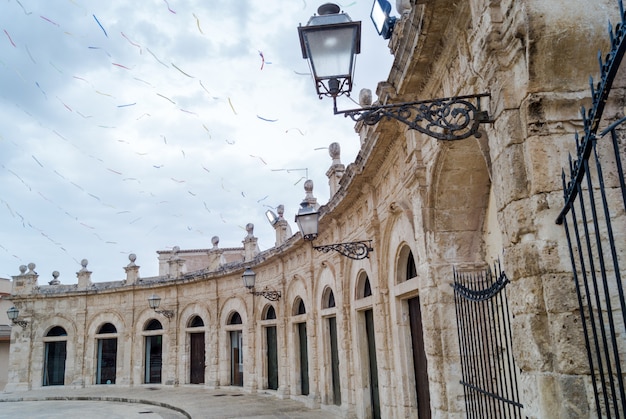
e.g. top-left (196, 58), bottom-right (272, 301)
top-left (313, 240), bottom-right (373, 260)
top-left (334, 93), bottom-right (491, 141)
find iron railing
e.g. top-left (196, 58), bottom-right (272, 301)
top-left (452, 263), bottom-right (524, 418)
top-left (556, 0), bottom-right (626, 416)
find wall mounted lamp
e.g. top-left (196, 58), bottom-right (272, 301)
top-left (6, 306), bottom-right (28, 328)
top-left (371, 0), bottom-right (396, 39)
top-left (242, 268), bottom-right (282, 301)
top-left (147, 294), bottom-right (175, 319)
top-left (298, 3), bottom-right (491, 140)
top-left (295, 201), bottom-right (373, 260)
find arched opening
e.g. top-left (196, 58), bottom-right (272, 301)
top-left (263, 305), bottom-right (278, 390)
top-left (144, 319), bottom-right (163, 384)
top-left (95, 323), bottom-right (117, 385)
top-left (43, 326), bottom-right (67, 386)
top-left (293, 297), bottom-right (309, 395)
top-left (187, 315), bottom-right (205, 384)
top-left (228, 311), bottom-right (243, 386)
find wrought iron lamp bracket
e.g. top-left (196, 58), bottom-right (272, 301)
top-left (333, 93), bottom-right (491, 141)
top-left (11, 319), bottom-right (28, 328)
top-left (154, 309), bottom-right (175, 319)
top-left (250, 287), bottom-right (282, 301)
top-left (313, 240), bottom-right (373, 260)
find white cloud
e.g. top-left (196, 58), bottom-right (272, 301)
top-left (0, 0), bottom-right (394, 282)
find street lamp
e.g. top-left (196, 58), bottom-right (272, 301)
top-left (297, 3), bottom-right (361, 101)
top-left (242, 268), bottom-right (281, 301)
top-left (147, 294), bottom-right (174, 319)
top-left (295, 201), bottom-right (373, 260)
top-left (6, 306), bottom-right (28, 328)
top-left (298, 3), bottom-right (491, 140)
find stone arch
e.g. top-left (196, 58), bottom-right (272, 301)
top-left (218, 296), bottom-right (247, 387)
top-left (84, 311), bottom-right (126, 386)
top-left (33, 315), bottom-right (77, 388)
top-left (427, 139), bottom-right (492, 265)
top-left (177, 302), bottom-right (211, 386)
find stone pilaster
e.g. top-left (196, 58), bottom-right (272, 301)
top-left (243, 223), bottom-right (260, 262)
top-left (124, 253), bottom-right (140, 285)
top-left (76, 259), bottom-right (92, 289)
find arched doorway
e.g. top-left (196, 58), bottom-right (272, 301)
top-left (228, 312), bottom-right (243, 386)
top-left (144, 319), bottom-right (163, 384)
top-left (264, 305), bottom-right (278, 390)
top-left (187, 315), bottom-right (205, 384)
top-left (43, 326), bottom-right (67, 386)
top-left (95, 322), bottom-right (117, 385)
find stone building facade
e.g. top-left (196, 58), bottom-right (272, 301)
top-left (4, 0), bottom-right (626, 418)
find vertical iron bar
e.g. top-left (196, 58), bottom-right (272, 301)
top-left (563, 214), bottom-right (603, 417)
top-left (453, 269), bottom-right (472, 418)
top-left (589, 139), bottom-right (625, 415)
top-left (480, 270), bottom-right (497, 417)
top-left (575, 172), bottom-right (613, 417)
top-left (583, 154), bottom-right (620, 417)
top-left (465, 271), bottom-right (482, 417)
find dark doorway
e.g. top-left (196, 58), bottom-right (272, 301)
top-left (144, 335), bottom-right (162, 383)
top-left (266, 326), bottom-right (278, 390)
top-left (43, 341), bottom-right (66, 386)
top-left (230, 330), bottom-right (243, 386)
top-left (189, 332), bottom-right (205, 384)
top-left (408, 296), bottom-right (431, 418)
top-left (365, 309), bottom-right (381, 419)
top-left (298, 322), bottom-right (309, 395)
top-left (96, 338), bottom-right (117, 384)
top-left (329, 316), bottom-right (341, 405)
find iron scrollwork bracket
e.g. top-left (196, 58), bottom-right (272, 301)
top-left (313, 240), bottom-right (373, 260)
top-left (155, 309), bottom-right (175, 319)
top-left (335, 93), bottom-right (491, 141)
top-left (251, 287), bottom-right (282, 301)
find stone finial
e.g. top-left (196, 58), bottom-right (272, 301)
top-left (27, 263), bottom-right (37, 274)
top-left (302, 179), bottom-right (319, 210)
top-left (359, 88), bottom-right (373, 106)
top-left (49, 271), bottom-right (60, 286)
top-left (13, 263), bottom-right (39, 294)
top-left (273, 204), bottom-right (293, 247)
top-left (396, 0), bottom-right (411, 14)
top-left (326, 143), bottom-right (345, 198)
top-left (211, 236), bottom-right (219, 249)
top-left (125, 253), bottom-right (140, 284)
top-left (77, 259), bottom-right (92, 289)
top-left (167, 246), bottom-right (185, 278)
top-left (243, 222), bottom-right (260, 262)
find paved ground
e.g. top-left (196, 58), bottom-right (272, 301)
top-left (0, 386), bottom-right (337, 418)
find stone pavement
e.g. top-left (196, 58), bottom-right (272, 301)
top-left (0, 386), bottom-right (338, 418)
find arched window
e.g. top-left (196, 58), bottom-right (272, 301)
top-left (145, 319), bottom-right (163, 331)
top-left (323, 287), bottom-right (336, 309)
top-left (294, 298), bottom-right (306, 315)
top-left (396, 245), bottom-right (417, 284)
top-left (265, 305), bottom-right (276, 320)
top-left (229, 312), bottom-right (242, 325)
top-left (47, 326), bottom-right (67, 337)
top-left (188, 316), bottom-right (204, 328)
top-left (97, 323), bottom-right (117, 334)
top-left (406, 250), bottom-right (417, 280)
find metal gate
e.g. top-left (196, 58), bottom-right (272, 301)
top-left (556, 1), bottom-right (626, 416)
top-left (452, 263), bottom-right (524, 418)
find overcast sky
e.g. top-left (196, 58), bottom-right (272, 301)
top-left (0, 0), bottom-right (394, 283)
